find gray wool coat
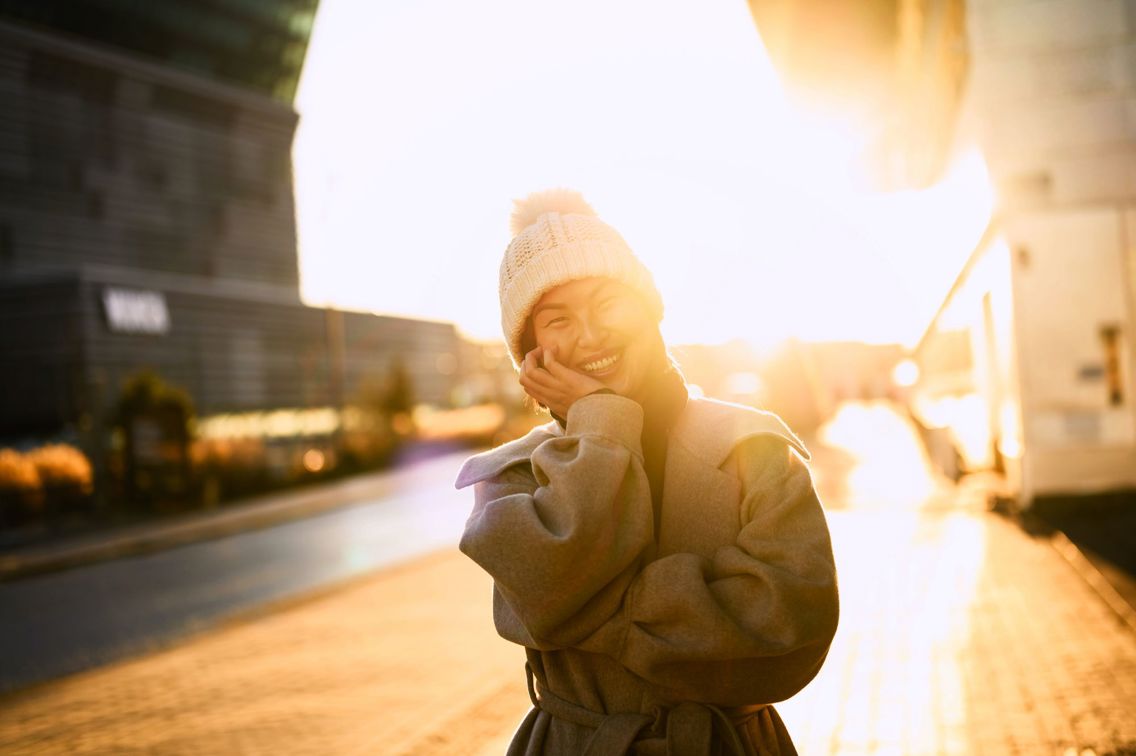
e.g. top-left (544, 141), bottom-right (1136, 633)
top-left (455, 393), bottom-right (839, 755)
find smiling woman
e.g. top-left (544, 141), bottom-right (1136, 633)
top-left (526, 277), bottom-right (662, 403)
top-left (454, 189), bottom-right (840, 755)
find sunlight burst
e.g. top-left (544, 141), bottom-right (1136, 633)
top-left (293, 1), bottom-right (995, 350)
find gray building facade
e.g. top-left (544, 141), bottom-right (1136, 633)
top-left (0, 8), bottom-right (464, 453)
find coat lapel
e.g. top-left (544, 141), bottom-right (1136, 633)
top-left (657, 397), bottom-right (810, 557)
top-left (658, 438), bottom-right (741, 558)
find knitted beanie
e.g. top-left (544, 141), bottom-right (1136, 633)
top-left (498, 189), bottom-right (664, 367)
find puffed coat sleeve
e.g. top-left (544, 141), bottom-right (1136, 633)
top-left (458, 393), bottom-right (657, 649)
top-left (579, 434), bottom-right (839, 705)
top-left (457, 394), bottom-right (839, 706)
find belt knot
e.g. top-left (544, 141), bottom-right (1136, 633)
top-left (525, 663), bottom-right (756, 756)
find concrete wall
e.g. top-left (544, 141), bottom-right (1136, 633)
top-left (962, 0), bottom-right (1136, 501)
top-left (965, 0), bottom-right (1136, 210)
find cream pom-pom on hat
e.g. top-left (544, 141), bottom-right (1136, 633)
top-left (498, 189), bottom-right (664, 368)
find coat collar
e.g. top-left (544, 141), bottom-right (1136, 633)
top-left (656, 398), bottom-right (809, 555)
top-left (671, 397), bottom-right (809, 467)
top-left (453, 397), bottom-right (808, 491)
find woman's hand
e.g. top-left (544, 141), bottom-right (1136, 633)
top-left (519, 345), bottom-right (607, 418)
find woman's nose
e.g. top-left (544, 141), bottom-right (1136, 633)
top-left (576, 314), bottom-right (608, 348)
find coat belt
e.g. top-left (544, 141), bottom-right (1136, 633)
top-left (524, 663), bottom-right (758, 756)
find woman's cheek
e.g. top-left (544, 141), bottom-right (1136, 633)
top-left (536, 334), bottom-right (568, 363)
top-left (609, 305), bottom-right (651, 337)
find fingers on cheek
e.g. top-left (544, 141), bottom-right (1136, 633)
top-left (520, 374), bottom-right (548, 397)
top-left (530, 370), bottom-right (559, 390)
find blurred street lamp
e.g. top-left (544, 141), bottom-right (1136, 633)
top-left (892, 359), bottom-right (920, 388)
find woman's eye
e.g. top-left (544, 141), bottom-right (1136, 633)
top-left (544, 316), bottom-right (568, 327)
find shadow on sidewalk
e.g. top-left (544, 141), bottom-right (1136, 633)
top-left (1020, 490), bottom-right (1136, 614)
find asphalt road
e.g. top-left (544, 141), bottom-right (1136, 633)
top-left (0, 450), bottom-right (473, 693)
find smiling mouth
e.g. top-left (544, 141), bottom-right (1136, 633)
top-left (581, 351), bottom-right (621, 374)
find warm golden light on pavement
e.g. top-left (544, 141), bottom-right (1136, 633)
top-left (4, 403), bottom-right (1134, 754)
top-left (814, 401), bottom-right (952, 511)
top-left (778, 510), bottom-right (987, 754)
top-left (788, 403), bottom-right (985, 753)
top-left (782, 401), bottom-right (1135, 754)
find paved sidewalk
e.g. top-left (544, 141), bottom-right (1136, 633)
top-left (780, 509), bottom-right (1136, 755)
top-left (0, 550), bottom-right (527, 756)
top-left (2, 505), bottom-right (1134, 755)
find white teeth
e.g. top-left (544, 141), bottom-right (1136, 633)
top-left (582, 353), bottom-right (620, 372)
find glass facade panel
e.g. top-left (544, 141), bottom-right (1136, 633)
top-left (0, 0), bottom-right (320, 102)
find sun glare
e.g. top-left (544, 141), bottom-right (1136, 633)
top-left (293, 1), bottom-right (995, 350)
top-left (818, 401), bottom-right (947, 509)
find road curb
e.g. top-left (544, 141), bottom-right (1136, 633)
top-left (0, 448), bottom-right (476, 582)
top-left (0, 486), bottom-right (378, 582)
top-left (980, 472), bottom-right (1136, 636)
top-left (1046, 528), bottom-right (1136, 636)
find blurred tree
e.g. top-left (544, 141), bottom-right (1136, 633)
top-left (384, 360), bottom-right (416, 437)
top-left (111, 371), bottom-right (194, 510)
top-left (384, 359), bottom-right (414, 414)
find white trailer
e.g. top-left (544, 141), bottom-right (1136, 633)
top-left (912, 0), bottom-right (1136, 508)
top-left (914, 210), bottom-right (1136, 507)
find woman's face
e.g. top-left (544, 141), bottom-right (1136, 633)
top-left (529, 277), bottom-right (663, 401)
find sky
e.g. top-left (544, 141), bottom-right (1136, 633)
top-left (292, 0), bottom-right (994, 350)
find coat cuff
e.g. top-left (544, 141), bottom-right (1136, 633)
top-left (565, 393), bottom-right (644, 453)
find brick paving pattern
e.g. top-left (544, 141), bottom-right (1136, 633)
top-left (2, 506), bottom-right (1135, 754)
top-left (779, 510), bottom-right (1136, 755)
top-left (0, 552), bottom-right (528, 755)
top-left (2, 401), bottom-right (1135, 754)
